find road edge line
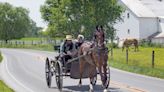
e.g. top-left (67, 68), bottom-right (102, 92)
top-left (2, 54), bottom-right (35, 92)
top-left (111, 67), bottom-right (164, 81)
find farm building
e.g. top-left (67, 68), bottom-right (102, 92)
top-left (115, 0), bottom-right (164, 46)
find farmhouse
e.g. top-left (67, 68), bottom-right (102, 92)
top-left (115, 0), bottom-right (164, 45)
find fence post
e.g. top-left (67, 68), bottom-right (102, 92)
top-left (126, 49), bottom-right (128, 64)
top-left (32, 40), bottom-right (33, 45)
top-left (15, 41), bottom-right (17, 46)
top-left (152, 50), bottom-right (155, 68)
top-left (10, 41), bottom-right (12, 45)
top-left (23, 41), bottom-right (25, 47)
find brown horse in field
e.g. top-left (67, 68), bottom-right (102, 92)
top-left (78, 27), bottom-right (109, 91)
top-left (122, 39), bottom-right (139, 52)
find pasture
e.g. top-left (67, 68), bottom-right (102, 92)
top-left (0, 52), bottom-right (2, 62)
top-left (0, 37), bottom-right (63, 51)
top-left (19, 37), bottom-right (64, 41)
top-left (109, 47), bottom-right (164, 78)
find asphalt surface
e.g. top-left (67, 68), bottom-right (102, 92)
top-left (0, 48), bottom-right (164, 92)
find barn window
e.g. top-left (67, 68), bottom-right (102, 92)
top-left (127, 13), bottom-right (130, 18)
top-left (128, 29), bottom-right (130, 34)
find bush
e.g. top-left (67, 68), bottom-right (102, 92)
top-left (140, 39), bottom-right (151, 47)
top-left (108, 42), bottom-right (118, 48)
top-left (140, 39), bottom-right (164, 48)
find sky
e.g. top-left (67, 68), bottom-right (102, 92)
top-left (0, 0), bottom-right (47, 28)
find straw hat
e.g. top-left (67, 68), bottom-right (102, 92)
top-left (66, 35), bottom-right (73, 40)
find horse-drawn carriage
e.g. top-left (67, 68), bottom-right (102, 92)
top-left (45, 44), bottom-right (110, 91)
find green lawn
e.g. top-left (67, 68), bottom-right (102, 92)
top-left (22, 44), bottom-right (54, 51)
top-left (20, 37), bottom-right (46, 41)
top-left (0, 37), bottom-right (63, 51)
top-left (109, 47), bottom-right (164, 78)
top-left (0, 44), bottom-right (54, 52)
top-left (19, 37), bottom-right (64, 41)
top-left (0, 52), bottom-right (2, 63)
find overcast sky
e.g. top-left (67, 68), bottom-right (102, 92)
top-left (0, 0), bottom-right (47, 28)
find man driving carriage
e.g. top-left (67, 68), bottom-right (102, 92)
top-left (59, 35), bottom-right (76, 66)
top-left (59, 35), bottom-right (84, 67)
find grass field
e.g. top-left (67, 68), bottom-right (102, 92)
top-left (20, 37), bottom-right (45, 41)
top-left (0, 37), bottom-right (63, 51)
top-left (19, 37), bottom-right (64, 41)
top-left (0, 81), bottom-right (14, 92)
top-left (0, 52), bottom-right (2, 63)
top-left (109, 47), bottom-right (164, 78)
top-left (0, 44), bottom-right (54, 52)
top-left (0, 52), bottom-right (14, 92)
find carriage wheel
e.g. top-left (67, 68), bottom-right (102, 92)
top-left (55, 61), bottom-right (63, 91)
top-left (103, 66), bottom-right (110, 89)
top-left (45, 58), bottom-right (52, 88)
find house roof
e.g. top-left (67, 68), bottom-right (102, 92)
top-left (120, 0), bottom-right (156, 17)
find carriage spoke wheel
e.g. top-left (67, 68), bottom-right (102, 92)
top-left (45, 58), bottom-right (52, 88)
top-left (55, 62), bottom-right (63, 91)
top-left (103, 66), bottom-right (110, 89)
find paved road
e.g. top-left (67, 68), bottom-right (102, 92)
top-left (0, 48), bottom-right (164, 92)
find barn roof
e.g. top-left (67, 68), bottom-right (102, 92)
top-left (120, 0), bottom-right (156, 17)
top-left (139, 0), bottom-right (164, 17)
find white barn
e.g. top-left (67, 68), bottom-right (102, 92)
top-left (115, 0), bottom-right (164, 46)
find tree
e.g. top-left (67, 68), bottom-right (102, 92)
top-left (0, 2), bottom-right (32, 43)
top-left (40, 0), bottom-right (70, 38)
top-left (40, 0), bottom-right (123, 39)
top-left (25, 19), bottom-right (43, 37)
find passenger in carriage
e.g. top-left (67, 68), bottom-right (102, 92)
top-left (75, 34), bottom-right (84, 49)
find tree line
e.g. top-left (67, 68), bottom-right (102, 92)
top-left (0, 2), bottom-right (42, 43)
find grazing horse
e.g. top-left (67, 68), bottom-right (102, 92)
top-left (122, 39), bottom-right (139, 52)
top-left (78, 28), bottom-right (109, 91)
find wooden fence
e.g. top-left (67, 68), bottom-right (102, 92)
top-left (0, 39), bottom-right (64, 46)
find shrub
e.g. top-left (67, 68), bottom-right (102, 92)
top-left (140, 39), bottom-right (164, 48)
top-left (108, 42), bottom-right (118, 48)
